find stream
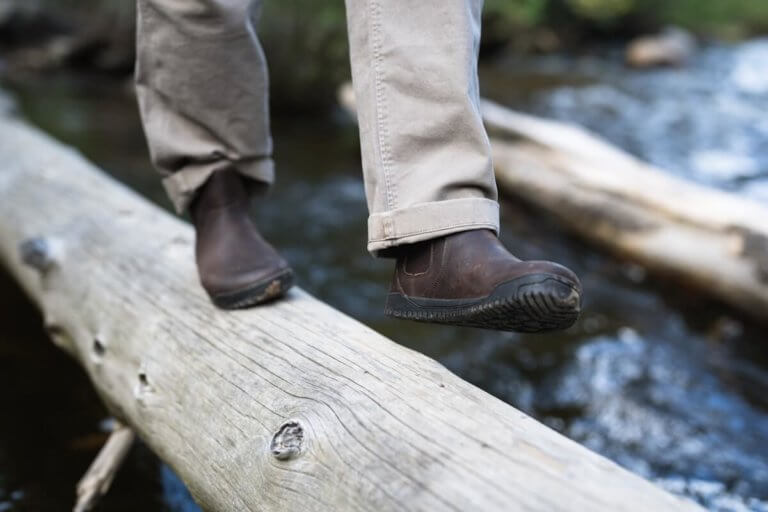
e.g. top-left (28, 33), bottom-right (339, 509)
top-left (1, 39), bottom-right (767, 511)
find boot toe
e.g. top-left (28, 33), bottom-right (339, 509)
top-left (528, 260), bottom-right (582, 291)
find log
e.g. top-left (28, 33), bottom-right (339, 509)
top-left (0, 108), bottom-right (702, 511)
top-left (338, 84), bottom-right (768, 322)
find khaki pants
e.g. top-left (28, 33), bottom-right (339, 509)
top-left (136, 0), bottom-right (499, 254)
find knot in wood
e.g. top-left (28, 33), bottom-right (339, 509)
top-left (19, 237), bottom-right (55, 272)
top-left (270, 421), bottom-right (304, 461)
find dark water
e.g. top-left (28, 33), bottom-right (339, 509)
top-left (1, 40), bottom-right (768, 512)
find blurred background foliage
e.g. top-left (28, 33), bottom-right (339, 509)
top-left (2, 0), bottom-right (768, 110)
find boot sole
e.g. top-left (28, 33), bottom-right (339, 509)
top-left (211, 269), bottom-right (295, 310)
top-left (384, 273), bottom-right (581, 333)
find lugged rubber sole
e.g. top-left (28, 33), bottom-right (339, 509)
top-left (384, 273), bottom-right (581, 333)
top-left (210, 269), bottom-right (294, 310)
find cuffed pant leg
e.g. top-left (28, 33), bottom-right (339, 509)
top-left (344, 0), bottom-right (499, 255)
top-left (135, 0), bottom-right (273, 213)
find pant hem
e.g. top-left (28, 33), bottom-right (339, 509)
top-left (162, 157), bottom-right (275, 213)
top-left (367, 197), bottom-right (500, 256)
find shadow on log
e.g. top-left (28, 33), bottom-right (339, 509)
top-left (0, 104), bottom-right (702, 511)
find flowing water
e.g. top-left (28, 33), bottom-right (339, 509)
top-left (480, 39), bottom-right (768, 201)
top-left (1, 39), bottom-right (767, 511)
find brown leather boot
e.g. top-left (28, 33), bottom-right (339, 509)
top-left (190, 170), bottom-right (293, 309)
top-left (385, 229), bottom-right (581, 332)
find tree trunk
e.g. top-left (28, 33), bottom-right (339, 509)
top-left (0, 108), bottom-right (701, 511)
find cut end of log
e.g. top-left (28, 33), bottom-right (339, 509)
top-left (740, 228), bottom-right (768, 284)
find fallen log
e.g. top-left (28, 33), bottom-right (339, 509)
top-left (338, 84), bottom-right (768, 322)
top-left (0, 108), bottom-right (702, 511)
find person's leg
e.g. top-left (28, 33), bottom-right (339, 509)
top-left (136, 0), bottom-right (273, 211)
top-left (136, 0), bottom-right (292, 308)
top-left (344, 0), bottom-right (582, 332)
top-left (345, 0), bottom-right (498, 253)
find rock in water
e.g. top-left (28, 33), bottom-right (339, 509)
top-left (626, 27), bottom-right (696, 68)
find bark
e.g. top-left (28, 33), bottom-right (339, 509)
top-left (0, 108), bottom-right (702, 511)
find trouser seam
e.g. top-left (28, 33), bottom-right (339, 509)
top-left (370, 0), bottom-right (396, 216)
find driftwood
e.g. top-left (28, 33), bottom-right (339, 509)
top-left (74, 421), bottom-right (136, 512)
top-left (338, 84), bottom-right (768, 322)
top-left (0, 109), bottom-right (703, 511)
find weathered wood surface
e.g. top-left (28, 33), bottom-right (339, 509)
top-left (0, 111), bottom-right (702, 511)
top-left (338, 83), bottom-right (768, 321)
